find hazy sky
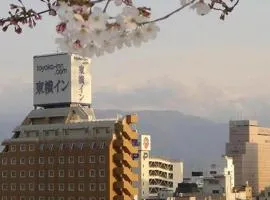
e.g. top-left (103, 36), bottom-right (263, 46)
top-left (0, 0), bottom-right (270, 123)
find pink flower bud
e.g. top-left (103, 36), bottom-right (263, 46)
top-left (15, 25), bottom-right (22, 34)
top-left (56, 22), bottom-right (66, 34)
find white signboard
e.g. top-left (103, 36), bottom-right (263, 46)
top-left (33, 53), bottom-right (91, 106)
top-left (141, 135), bottom-right (151, 151)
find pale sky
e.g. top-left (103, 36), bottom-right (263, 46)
top-left (0, 0), bottom-right (270, 124)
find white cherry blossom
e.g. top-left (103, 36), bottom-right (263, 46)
top-left (88, 7), bottom-right (108, 30)
top-left (114, 0), bottom-right (123, 6)
top-left (141, 23), bottom-right (160, 41)
top-left (191, 1), bottom-right (211, 16)
top-left (131, 28), bottom-right (145, 47)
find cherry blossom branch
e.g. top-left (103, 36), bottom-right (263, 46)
top-left (210, 0), bottom-right (240, 19)
top-left (140, 0), bottom-right (196, 25)
top-left (103, 0), bottom-right (112, 12)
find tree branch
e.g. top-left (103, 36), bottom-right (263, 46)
top-left (140, 0), bottom-right (196, 25)
top-left (103, 0), bottom-right (112, 12)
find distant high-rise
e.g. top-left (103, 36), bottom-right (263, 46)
top-left (226, 120), bottom-right (270, 195)
top-left (0, 53), bottom-right (139, 200)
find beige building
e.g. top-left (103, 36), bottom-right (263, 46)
top-left (0, 53), bottom-right (139, 200)
top-left (226, 120), bottom-right (270, 195)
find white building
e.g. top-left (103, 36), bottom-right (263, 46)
top-left (138, 135), bottom-right (184, 200)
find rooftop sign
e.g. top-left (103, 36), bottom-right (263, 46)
top-left (33, 53), bottom-right (91, 107)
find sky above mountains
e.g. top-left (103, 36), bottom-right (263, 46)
top-left (0, 0), bottom-right (270, 124)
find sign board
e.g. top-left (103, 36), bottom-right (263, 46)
top-left (33, 53), bottom-right (91, 106)
top-left (140, 135), bottom-right (151, 151)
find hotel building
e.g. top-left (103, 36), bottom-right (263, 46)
top-left (0, 53), bottom-right (139, 200)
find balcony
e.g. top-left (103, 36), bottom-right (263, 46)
top-left (113, 138), bottom-right (138, 154)
top-left (122, 124), bottom-right (137, 140)
top-left (113, 152), bottom-right (138, 168)
top-left (113, 167), bottom-right (138, 182)
top-left (113, 180), bottom-right (137, 196)
top-left (113, 194), bottom-right (133, 200)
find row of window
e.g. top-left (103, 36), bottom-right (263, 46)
top-left (2, 197), bottom-right (105, 200)
top-left (18, 127), bottom-right (111, 138)
top-left (1, 169), bottom-right (105, 178)
top-left (1, 183), bottom-right (106, 192)
top-left (8, 142), bottom-right (106, 153)
top-left (1, 155), bottom-right (105, 165)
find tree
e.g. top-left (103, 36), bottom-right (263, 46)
top-left (0, 0), bottom-right (240, 58)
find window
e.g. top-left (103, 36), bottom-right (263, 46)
top-left (49, 144), bottom-right (54, 151)
top-left (68, 170), bottom-right (74, 177)
top-left (29, 157), bottom-right (35, 164)
top-left (49, 170), bottom-right (54, 177)
top-left (29, 144), bottom-right (35, 151)
top-left (99, 169), bottom-right (105, 177)
top-left (58, 184), bottom-right (64, 191)
top-left (20, 184), bottom-right (26, 191)
top-left (2, 157), bottom-right (7, 165)
top-left (99, 183), bottom-right (106, 191)
top-left (39, 157), bottom-right (45, 164)
top-left (68, 156), bottom-right (74, 164)
top-left (78, 183), bottom-right (84, 191)
top-left (29, 183), bottom-right (34, 191)
top-left (48, 157), bottom-right (54, 164)
top-left (2, 184), bottom-right (8, 191)
top-left (59, 170), bottom-right (64, 177)
top-left (10, 145), bottom-right (16, 152)
top-left (89, 183), bottom-right (96, 191)
top-left (99, 155), bottom-right (105, 163)
top-left (20, 144), bottom-right (26, 151)
top-left (39, 170), bottom-right (45, 178)
top-left (11, 157), bottom-right (16, 165)
top-left (212, 190), bottom-right (220, 194)
top-left (2, 171), bottom-right (7, 178)
top-left (39, 184), bottom-right (45, 191)
top-left (20, 171), bottom-right (26, 178)
top-left (45, 131), bottom-right (49, 137)
top-left (11, 171), bottom-right (16, 178)
top-left (100, 142), bottom-right (105, 149)
top-left (48, 184), bottom-right (54, 191)
top-left (78, 156), bottom-right (84, 163)
top-left (11, 183), bottom-right (16, 191)
top-left (68, 183), bottom-right (74, 191)
top-left (89, 169), bottom-right (96, 177)
top-left (89, 156), bottom-right (95, 163)
top-left (59, 156), bottom-right (64, 164)
top-left (91, 142), bottom-right (96, 149)
top-left (78, 169), bottom-right (84, 177)
top-left (40, 144), bottom-right (44, 151)
top-left (29, 171), bottom-right (34, 177)
top-left (20, 157), bottom-right (25, 164)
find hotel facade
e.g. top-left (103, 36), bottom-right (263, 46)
top-left (0, 53), bottom-right (139, 200)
